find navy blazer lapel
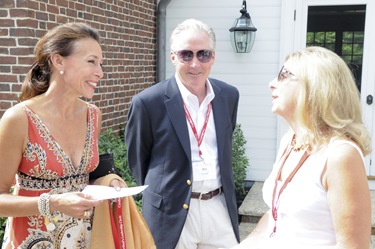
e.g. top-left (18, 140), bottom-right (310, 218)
top-left (211, 82), bottom-right (228, 165)
top-left (164, 77), bottom-right (192, 160)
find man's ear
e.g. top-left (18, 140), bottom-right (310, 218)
top-left (170, 52), bottom-right (178, 66)
top-left (210, 51), bottom-right (216, 63)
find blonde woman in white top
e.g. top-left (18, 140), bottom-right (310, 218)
top-left (232, 46), bottom-right (371, 249)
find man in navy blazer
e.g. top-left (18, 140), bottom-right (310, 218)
top-left (125, 19), bottom-right (240, 249)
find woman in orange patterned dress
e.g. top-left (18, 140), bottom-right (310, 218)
top-left (0, 22), bottom-right (124, 248)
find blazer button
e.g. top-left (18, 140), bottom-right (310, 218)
top-left (183, 204), bottom-right (189, 209)
top-left (186, 180), bottom-right (192, 185)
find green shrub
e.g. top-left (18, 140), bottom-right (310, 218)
top-left (98, 129), bottom-right (142, 207)
top-left (98, 128), bottom-right (137, 187)
top-left (0, 217), bottom-right (6, 245)
top-left (232, 124), bottom-right (250, 206)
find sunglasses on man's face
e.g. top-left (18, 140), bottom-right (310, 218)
top-left (277, 66), bottom-right (296, 82)
top-left (173, 49), bottom-right (213, 63)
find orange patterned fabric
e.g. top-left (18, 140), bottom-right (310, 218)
top-left (2, 103), bottom-right (99, 249)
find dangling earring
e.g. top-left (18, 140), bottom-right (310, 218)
top-left (59, 70), bottom-right (64, 75)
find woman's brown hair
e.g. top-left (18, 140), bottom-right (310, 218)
top-left (19, 22), bottom-right (100, 102)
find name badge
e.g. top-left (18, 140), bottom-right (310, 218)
top-left (192, 161), bottom-right (217, 181)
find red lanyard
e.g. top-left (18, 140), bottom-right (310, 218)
top-left (116, 198), bottom-right (126, 249)
top-left (109, 198), bottom-right (126, 249)
top-left (183, 101), bottom-right (212, 157)
top-left (270, 138), bottom-right (309, 237)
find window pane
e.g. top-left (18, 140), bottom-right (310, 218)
top-left (315, 32), bottom-right (325, 43)
top-left (326, 44), bottom-right (335, 51)
top-left (326, 32), bottom-right (336, 43)
top-left (353, 43), bottom-right (363, 55)
top-left (343, 32), bottom-right (353, 43)
top-left (306, 32), bottom-right (314, 43)
top-left (353, 32), bottom-right (364, 43)
top-left (352, 56), bottom-right (362, 64)
top-left (342, 44), bottom-right (353, 55)
top-left (342, 55), bottom-right (352, 64)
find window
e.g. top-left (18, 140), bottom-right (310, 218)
top-left (306, 5), bottom-right (366, 90)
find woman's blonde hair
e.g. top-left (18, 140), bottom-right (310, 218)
top-left (288, 46), bottom-right (371, 155)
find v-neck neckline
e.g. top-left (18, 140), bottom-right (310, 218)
top-left (23, 104), bottom-right (91, 172)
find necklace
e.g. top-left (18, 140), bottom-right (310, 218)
top-left (290, 135), bottom-right (309, 151)
top-left (270, 136), bottom-right (310, 237)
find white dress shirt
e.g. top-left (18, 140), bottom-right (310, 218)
top-left (175, 74), bottom-right (221, 193)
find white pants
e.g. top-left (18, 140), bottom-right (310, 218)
top-left (175, 193), bottom-right (239, 249)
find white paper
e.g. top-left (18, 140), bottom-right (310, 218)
top-left (82, 185), bottom-right (148, 200)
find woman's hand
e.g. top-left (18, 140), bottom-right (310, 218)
top-left (109, 178), bottom-right (126, 191)
top-left (49, 192), bottom-right (101, 219)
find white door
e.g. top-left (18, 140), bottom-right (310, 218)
top-left (281, 0), bottom-right (375, 182)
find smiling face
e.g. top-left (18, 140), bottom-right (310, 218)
top-left (269, 60), bottom-right (301, 124)
top-left (60, 38), bottom-right (104, 99)
top-left (170, 29), bottom-right (215, 92)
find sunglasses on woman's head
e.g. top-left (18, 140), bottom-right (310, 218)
top-left (277, 66), bottom-right (296, 82)
top-left (173, 50), bottom-right (213, 63)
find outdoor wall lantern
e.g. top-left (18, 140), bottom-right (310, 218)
top-left (229, 0), bottom-right (257, 53)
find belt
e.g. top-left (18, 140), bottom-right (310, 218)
top-left (191, 187), bottom-right (222, 200)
